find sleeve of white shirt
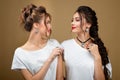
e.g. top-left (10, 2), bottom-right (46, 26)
top-left (106, 61), bottom-right (112, 79)
top-left (11, 48), bottom-right (26, 71)
top-left (50, 39), bottom-right (61, 48)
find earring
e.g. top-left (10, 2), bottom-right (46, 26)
top-left (85, 27), bottom-right (89, 32)
top-left (35, 29), bottom-right (39, 34)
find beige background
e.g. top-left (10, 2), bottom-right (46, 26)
top-left (0, 0), bottom-right (120, 80)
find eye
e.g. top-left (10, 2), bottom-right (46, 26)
top-left (75, 17), bottom-right (81, 22)
top-left (76, 19), bottom-right (80, 21)
top-left (71, 19), bottom-right (73, 22)
top-left (46, 20), bottom-right (51, 24)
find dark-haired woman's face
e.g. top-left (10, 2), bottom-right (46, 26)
top-left (71, 12), bottom-right (90, 34)
top-left (71, 12), bottom-right (81, 33)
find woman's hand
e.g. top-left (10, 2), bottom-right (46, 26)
top-left (87, 43), bottom-right (101, 60)
top-left (87, 43), bottom-right (105, 80)
top-left (48, 47), bottom-right (63, 62)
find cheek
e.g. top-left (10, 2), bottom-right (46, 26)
top-left (47, 24), bottom-right (52, 31)
top-left (75, 23), bottom-right (81, 30)
top-left (76, 22), bottom-right (81, 27)
top-left (40, 26), bottom-right (47, 34)
top-left (46, 25), bottom-right (51, 30)
top-left (72, 24), bottom-right (81, 33)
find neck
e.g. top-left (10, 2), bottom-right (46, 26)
top-left (77, 33), bottom-right (90, 42)
top-left (76, 33), bottom-right (91, 48)
top-left (28, 31), bottom-right (48, 47)
top-left (77, 37), bottom-right (91, 43)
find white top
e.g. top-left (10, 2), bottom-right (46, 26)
top-left (11, 39), bottom-right (60, 80)
top-left (61, 39), bottom-right (112, 80)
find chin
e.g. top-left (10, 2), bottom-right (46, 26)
top-left (47, 33), bottom-right (50, 37)
top-left (72, 29), bottom-right (80, 33)
top-left (72, 30), bottom-right (77, 33)
top-left (47, 32), bottom-right (52, 37)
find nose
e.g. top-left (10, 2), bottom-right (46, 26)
top-left (71, 20), bottom-right (75, 26)
top-left (47, 24), bottom-right (52, 29)
top-left (47, 25), bottom-right (52, 31)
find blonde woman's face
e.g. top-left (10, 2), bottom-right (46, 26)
top-left (38, 16), bottom-right (52, 40)
top-left (36, 16), bottom-right (48, 40)
top-left (46, 16), bottom-right (52, 37)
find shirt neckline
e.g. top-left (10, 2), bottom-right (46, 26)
top-left (18, 40), bottom-right (50, 53)
top-left (72, 38), bottom-right (89, 52)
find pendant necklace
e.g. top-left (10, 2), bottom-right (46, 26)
top-left (76, 37), bottom-right (91, 48)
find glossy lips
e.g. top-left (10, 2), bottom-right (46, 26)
top-left (47, 29), bottom-right (52, 33)
top-left (72, 26), bottom-right (76, 30)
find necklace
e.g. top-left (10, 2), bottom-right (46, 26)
top-left (76, 37), bottom-right (91, 48)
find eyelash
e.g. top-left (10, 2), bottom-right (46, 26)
top-left (71, 19), bottom-right (80, 22)
top-left (76, 19), bottom-right (80, 21)
top-left (46, 21), bottom-right (51, 24)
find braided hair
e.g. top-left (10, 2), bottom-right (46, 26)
top-left (76, 6), bottom-right (110, 80)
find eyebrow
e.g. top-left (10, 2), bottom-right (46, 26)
top-left (72, 17), bottom-right (80, 19)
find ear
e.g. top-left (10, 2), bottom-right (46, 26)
top-left (86, 23), bottom-right (91, 28)
top-left (33, 23), bottom-right (39, 29)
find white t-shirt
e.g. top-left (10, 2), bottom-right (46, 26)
top-left (61, 39), bottom-right (112, 80)
top-left (11, 39), bottom-right (60, 80)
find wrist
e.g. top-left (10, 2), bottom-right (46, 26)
top-left (47, 55), bottom-right (56, 62)
top-left (47, 58), bottom-right (53, 63)
top-left (94, 56), bottom-right (102, 64)
top-left (94, 52), bottom-right (101, 61)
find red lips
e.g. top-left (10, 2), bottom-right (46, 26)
top-left (47, 29), bottom-right (52, 33)
top-left (72, 26), bottom-right (76, 30)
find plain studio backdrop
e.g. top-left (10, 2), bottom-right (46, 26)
top-left (0, 0), bottom-right (120, 80)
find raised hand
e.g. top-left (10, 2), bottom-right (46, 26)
top-left (48, 47), bottom-right (63, 62)
top-left (87, 43), bottom-right (101, 60)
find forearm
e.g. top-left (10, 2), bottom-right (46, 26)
top-left (21, 47), bottom-right (62, 80)
top-left (94, 57), bottom-right (105, 80)
top-left (33, 56), bottom-right (55, 80)
top-left (56, 54), bottom-right (64, 80)
top-left (21, 56), bottom-right (55, 80)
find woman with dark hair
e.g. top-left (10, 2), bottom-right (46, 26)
top-left (11, 4), bottom-right (63, 80)
top-left (61, 6), bottom-right (112, 80)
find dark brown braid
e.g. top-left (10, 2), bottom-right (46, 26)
top-left (76, 6), bottom-right (110, 80)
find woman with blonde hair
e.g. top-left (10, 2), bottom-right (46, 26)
top-left (11, 4), bottom-right (63, 80)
